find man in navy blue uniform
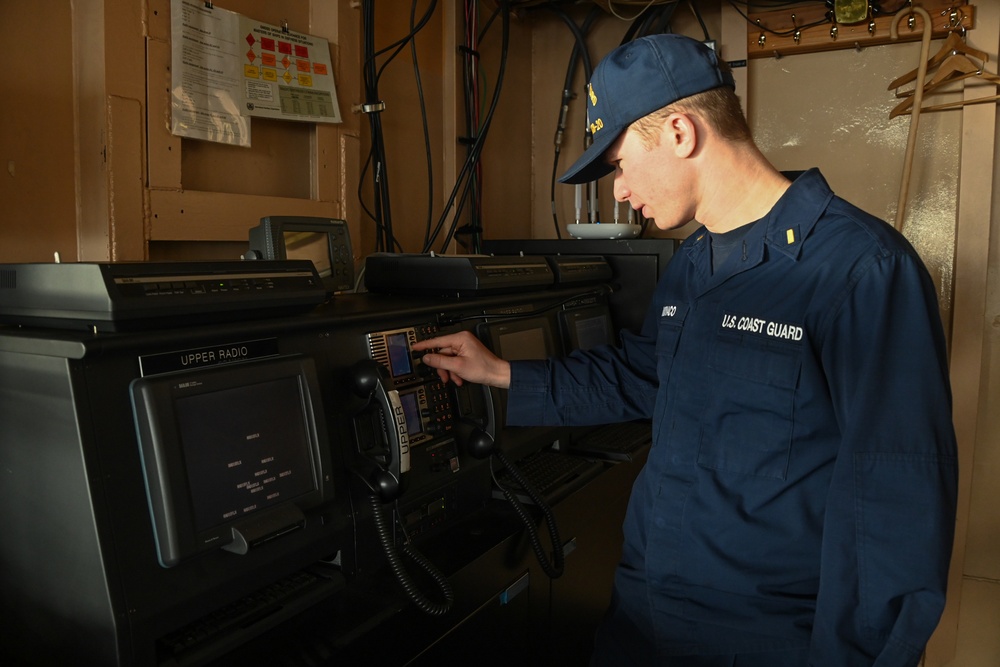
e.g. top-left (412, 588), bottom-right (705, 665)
top-left (412, 34), bottom-right (957, 667)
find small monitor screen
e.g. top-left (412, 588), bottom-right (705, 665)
top-left (131, 356), bottom-right (330, 567)
top-left (485, 317), bottom-right (557, 361)
top-left (283, 231), bottom-right (331, 277)
top-left (561, 305), bottom-right (616, 352)
top-left (573, 314), bottom-right (612, 350)
top-left (248, 216), bottom-right (354, 293)
top-left (398, 390), bottom-right (423, 436)
top-left (176, 376), bottom-right (317, 533)
top-left (498, 328), bottom-right (549, 361)
top-left (386, 332), bottom-right (413, 377)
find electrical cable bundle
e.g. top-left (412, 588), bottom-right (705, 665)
top-left (546, 4), bottom-right (602, 239)
top-left (423, 2), bottom-right (512, 254)
top-left (359, 0), bottom-right (438, 253)
top-left (451, 0), bottom-right (487, 254)
top-left (359, 0), bottom-right (734, 252)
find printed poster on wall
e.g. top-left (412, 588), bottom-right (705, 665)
top-left (170, 0), bottom-right (250, 146)
top-left (238, 17), bottom-right (342, 124)
top-left (169, 0), bottom-right (341, 147)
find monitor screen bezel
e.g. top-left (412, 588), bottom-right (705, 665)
top-left (249, 216), bottom-right (353, 292)
top-left (559, 304), bottom-right (617, 352)
top-left (480, 316), bottom-right (559, 362)
top-left (130, 355), bottom-right (333, 568)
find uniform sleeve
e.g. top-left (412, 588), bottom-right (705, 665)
top-left (809, 250), bottom-right (958, 666)
top-left (505, 327), bottom-right (659, 427)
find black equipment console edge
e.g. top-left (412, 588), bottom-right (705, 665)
top-left (0, 260), bottom-right (327, 331)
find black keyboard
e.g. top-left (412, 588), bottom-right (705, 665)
top-left (493, 449), bottom-right (605, 505)
top-left (158, 568), bottom-right (343, 667)
top-left (569, 421), bottom-right (652, 462)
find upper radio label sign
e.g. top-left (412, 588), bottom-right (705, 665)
top-left (138, 338), bottom-right (281, 376)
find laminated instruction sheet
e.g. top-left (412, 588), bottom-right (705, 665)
top-left (170, 0), bottom-right (341, 146)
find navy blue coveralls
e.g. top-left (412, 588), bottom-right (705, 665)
top-left (506, 170), bottom-right (958, 666)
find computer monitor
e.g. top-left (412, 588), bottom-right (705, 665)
top-left (480, 316), bottom-right (559, 361)
top-left (130, 355), bottom-right (334, 567)
top-left (248, 216), bottom-right (354, 293)
top-left (560, 303), bottom-right (616, 351)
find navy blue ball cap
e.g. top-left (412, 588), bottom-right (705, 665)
top-left (558, 34), bottom-right (735, 185)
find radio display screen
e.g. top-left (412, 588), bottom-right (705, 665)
top-left (386, 332), bottom-right (413, 377)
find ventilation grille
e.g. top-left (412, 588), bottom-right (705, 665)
top-left (0, 269), bottom-right (15, 290)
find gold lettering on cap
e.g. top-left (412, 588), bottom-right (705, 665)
top-left (588, 83), bottom-right (597, 106)
top-left (589, 118), bottom-right (604, 135)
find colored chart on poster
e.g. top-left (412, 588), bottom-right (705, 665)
top-left (239, 17), bottom-right (341, 124)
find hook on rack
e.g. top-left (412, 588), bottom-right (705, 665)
top-left (942, 7), bottom-right (966, 35)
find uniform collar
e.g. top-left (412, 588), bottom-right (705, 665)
top-left (761, 168), bottom-right (833, 261)
top-left (682, 168), bottom-right (834, 271)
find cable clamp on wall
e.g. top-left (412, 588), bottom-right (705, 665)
top-left (357, 102), bottom-right (386, 114)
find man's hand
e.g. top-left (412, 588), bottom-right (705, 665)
top-left (411, 331), bottom-right (511, 388)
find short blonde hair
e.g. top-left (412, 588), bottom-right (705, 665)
top-left (630, 86), bottom-right (752, 148)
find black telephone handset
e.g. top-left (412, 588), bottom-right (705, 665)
top-left (350, 359), bottom-right (410, 502)
top-left (450, 380), bottom-right (497, 460)
top-left (349, 358), bottom-right (454, 615)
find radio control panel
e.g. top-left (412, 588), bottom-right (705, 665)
top-left (365, 325), bottom-right (455, 448)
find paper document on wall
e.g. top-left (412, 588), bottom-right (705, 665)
top-left (170, 0), bottom-right (250, 146)
top-left (238, 17), bottom-right (342, 124)
top-left (169, 0), bottom-right (342, 146)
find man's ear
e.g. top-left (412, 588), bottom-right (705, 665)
top-left (663, 112), bottom-right (698, 159)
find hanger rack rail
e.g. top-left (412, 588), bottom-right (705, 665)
top-left (745, 0), bottom-right (975, 59)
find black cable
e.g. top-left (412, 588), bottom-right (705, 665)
top-left (625, 1), bottom-right (666, 41)
top-left (423, 2), bottom-right (510, 254)
top-left (725, 0), bottom-right (833, 38)
top-left (439, 164), bottom-right (479, 252)
top-left (726, 1), bottom-right (906, 38)
top-left (361, 1), bottom-right (392, 252)
top-left (436, 283), bottom-right (614, 327)
top-left (651, 2), bottom-right (680, 35)
top-left (435, 4), bottom-right (507, 253)
top-left (454, 0), bottom-right (484, 253)
top-left (410, 0), bottom-right (436, 252)
top-left (547, 4), bottom-right (602, 239)
top-left (369, 494), bottom-right (454, 616)
top-left (728, 0), bottom-right (821, 6)
top-left (469, 0), bottom-right (486, 254)
top-left (688, 0), bottom-right (710, 41)
top-left (491, 449), bottom-right (564, 579)
top-left (360, 0), bottom-right (439, 253)
top-left (371, 1), bottom-right (439, 84)
top-left (619, 4), bottom-right (652, 43)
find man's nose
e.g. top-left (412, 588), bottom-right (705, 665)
top-left (613, 173), bottom-right (630, 202)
